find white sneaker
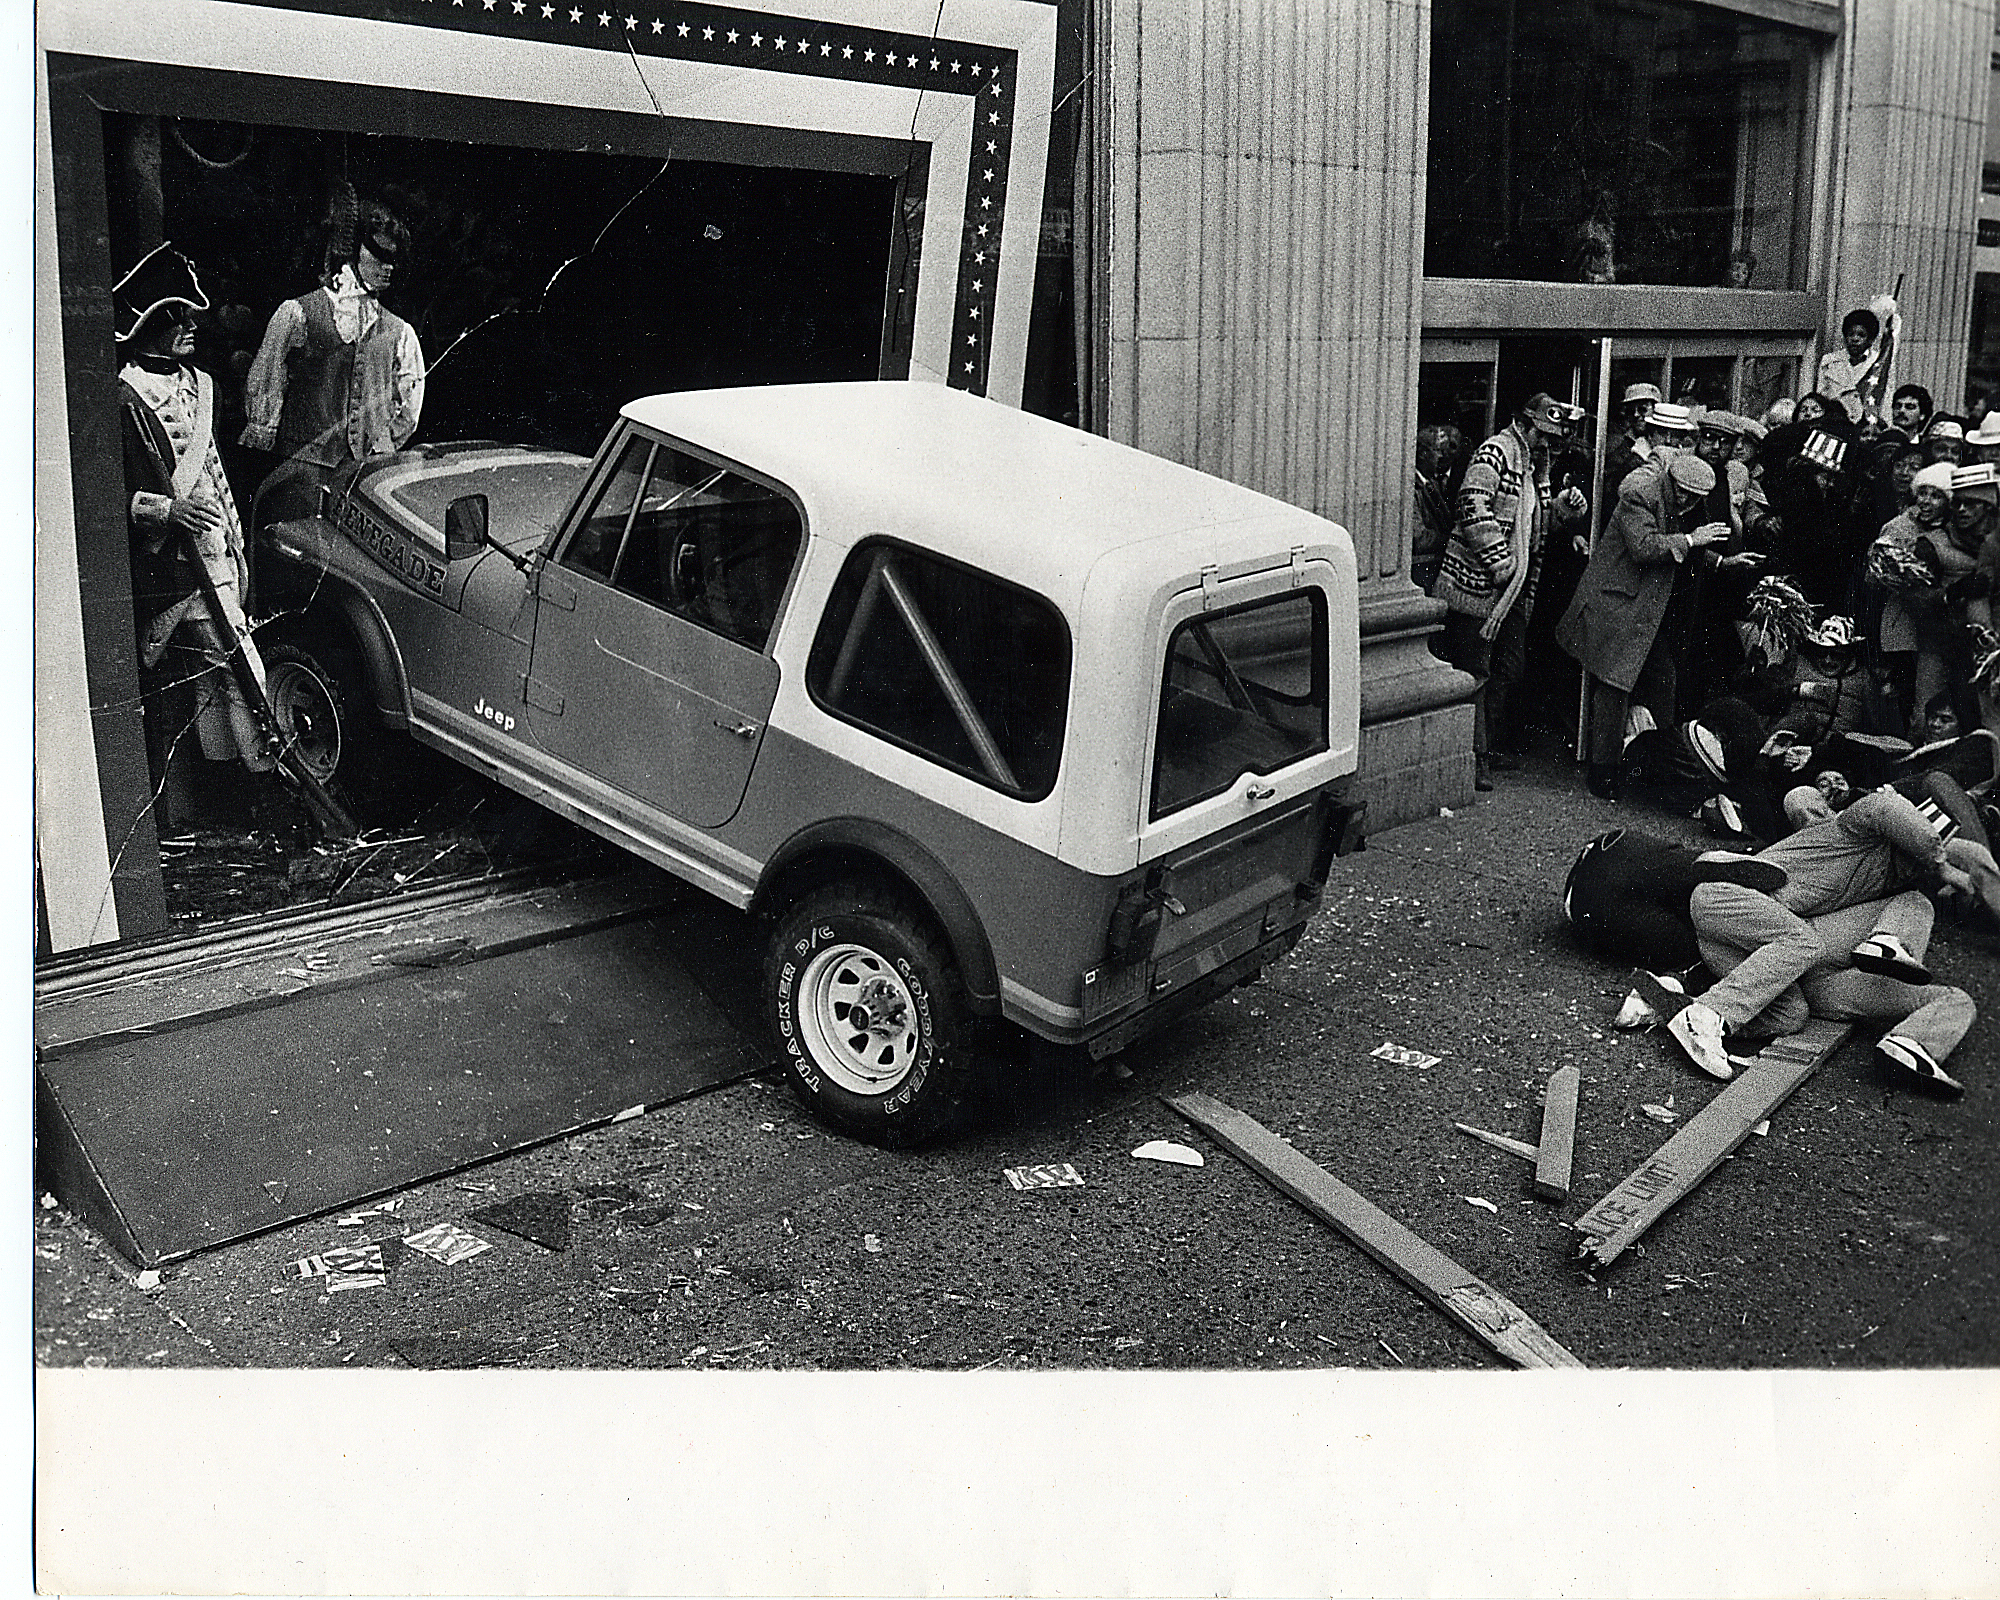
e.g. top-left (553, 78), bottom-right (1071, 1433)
top-left (1614, 972), bottom-right (1684, 1030)
top-left (1851, 934), bottom-right (1934, 985)
top-left (1667, 1001), bottom-right (1734, 1080)
top-left (1878, 1034), bottom-right (1964, 1098)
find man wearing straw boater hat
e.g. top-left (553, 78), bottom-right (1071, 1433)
top-left (117, 243), bottom-right (274, 774)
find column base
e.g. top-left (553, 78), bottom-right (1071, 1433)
top-left (1355, 587), bottom-right (1477, 830)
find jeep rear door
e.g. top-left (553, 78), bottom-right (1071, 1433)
top-left (523, 429), bottom-right (802, 829)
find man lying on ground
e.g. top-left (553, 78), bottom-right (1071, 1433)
top-left (1666, 788), bottom-right (1996, 1097)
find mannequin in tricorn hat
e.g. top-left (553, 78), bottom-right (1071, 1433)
top-left (240, 198), bottom-right (426, 525)
top-left (116, 242), bottom-right (274, 772)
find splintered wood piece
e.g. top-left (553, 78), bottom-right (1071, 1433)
top-left (1574, 1019), bottom-right (1849, 1266)
top-left (1533, 1065), bottom-right (1580, 1202)
top-left (1167, 1090), bottom-right (1582, 1370)
top-left (1454, 1122), bottom-right (1538, 1162)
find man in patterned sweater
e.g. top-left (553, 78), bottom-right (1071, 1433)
top-left (1434, 393), bottom-right (1589, 789)
top-left (118, 243), bottom-right (273, 774)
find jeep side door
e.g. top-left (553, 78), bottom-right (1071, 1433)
top-left (522, 428), bottom-right (801, 829)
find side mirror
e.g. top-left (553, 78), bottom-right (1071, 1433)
top-left (444, 493), bottom-right (491, 561)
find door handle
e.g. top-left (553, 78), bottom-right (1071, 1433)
top-left (1245, 782), bottom-right (1277, 802)
top-left (716, 718), bottom-right (759, 740)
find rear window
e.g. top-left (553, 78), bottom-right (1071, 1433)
top-left (1152, 589), bottom-right (1328, 819)
top-left (806, 541), bottom-right (1070, 800)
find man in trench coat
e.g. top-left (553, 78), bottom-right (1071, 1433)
top-left (1557, 450), bottom-right (1731, 798)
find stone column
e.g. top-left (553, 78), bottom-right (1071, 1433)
top-left (1102, 0), bottom-right (1472, 829)
top-left (1822, 0), bottom-right (1987, 409)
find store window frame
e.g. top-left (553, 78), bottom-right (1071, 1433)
top-left (1424, 0), bottom-right (1834, 293)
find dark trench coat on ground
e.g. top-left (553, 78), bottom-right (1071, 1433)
top-left (1556, 460), bottom-right (1699, 693)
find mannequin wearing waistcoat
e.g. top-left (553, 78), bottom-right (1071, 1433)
top-left (240, 212), bottom-right (424, 525)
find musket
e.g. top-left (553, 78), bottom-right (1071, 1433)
top-left (171, 518), bottom-right (360, 840)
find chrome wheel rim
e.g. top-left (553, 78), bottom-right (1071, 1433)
top-left (265, 661), bottom-right (342, 781)
top-left (796, 941), bottom-right (919, 1095)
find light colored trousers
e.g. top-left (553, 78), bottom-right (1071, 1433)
top-left (1689, 883), bottom-right (1975, 1063)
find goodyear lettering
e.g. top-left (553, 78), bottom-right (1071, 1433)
top-left (332, 496), bottom-right (446, 598)
top-left (472, 696), bottom-right (518, 733)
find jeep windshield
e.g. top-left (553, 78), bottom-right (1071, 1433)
top-left (1151, 589), bottom-right (1329, 819)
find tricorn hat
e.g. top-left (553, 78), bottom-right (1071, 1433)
top-left (112, 242), bottom-right (208, 343)
top-left (357, 202), bottom-right (409, 264)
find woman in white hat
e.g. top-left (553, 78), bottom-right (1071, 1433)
top-left (1864, 461), bottom-right (1957, 734)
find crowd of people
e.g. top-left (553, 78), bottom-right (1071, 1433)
top-left (1417, 313), bottom-right (2000, 1098)
top-left (1415, 331), bottom-right (2000, 862)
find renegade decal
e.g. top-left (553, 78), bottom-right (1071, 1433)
top-left (331, 495), bottom-right (446, 598)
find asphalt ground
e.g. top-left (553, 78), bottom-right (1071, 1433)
top-left (31, 752), bottom-right (2000, 1594)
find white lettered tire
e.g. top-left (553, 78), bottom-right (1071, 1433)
top-left (764, 883), bottom-right (979, 1146)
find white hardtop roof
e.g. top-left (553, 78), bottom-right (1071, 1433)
top-left (621, 382), bottom-right (1340, 606)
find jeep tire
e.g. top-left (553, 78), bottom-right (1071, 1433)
top-left (765, 883), bottom-right (981, 1147)
top-left (262, 641), bottom-right (352, 787)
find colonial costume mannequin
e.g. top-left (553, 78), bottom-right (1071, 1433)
top-left (117, 243), bottom-right (273, 772)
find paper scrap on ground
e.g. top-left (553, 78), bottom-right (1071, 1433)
top-left (326, 1269), bottom-right (387, 1293)
top-left (402, 1222), bottom-right (492, 1266)
top-left (1464, 1196), bottom-right (1500, 1213)
top-left (1371, 1042), bottom-right (1442, 1070)
top-left (335, 1198), bottom-right (406, 1226)
top-left (1131, 1140), bottom-right (1205, 1167)
top-left (1641, 1103), bottom-right (1680, 1123)
top-left (293, 1244), bottom-right (385, 1280)
top-left (1004, 1163), bottom-right (1085, 1190)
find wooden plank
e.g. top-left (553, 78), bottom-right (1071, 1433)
top-left (1574, 1019), bottom-right (1850, 1267)
top-left (1167, 1091), bottom-right (1583, 1370)
top-left (1533, 1065), bottom-right (1580, 1202)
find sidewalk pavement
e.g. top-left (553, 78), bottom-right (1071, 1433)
top-left (32, 751), bottom-right (2000, 1371)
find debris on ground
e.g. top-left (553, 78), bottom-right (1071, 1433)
top-left (1453, 1122), bottom-right (1538, 1161)
top-left (292, 1244), bottom-right (385, 1279)
top-left (1003, 1163), bottom-right (1085, 1190)
top-left (1464, 1196), bottom-right (1500, 1213)
top-left (863, 1234), bottom-right (884, 1253)
top-left (1131, 1140), bottom-right (1204, 1167)
top-left (402, 1222), bottom-right (492, 1266)
top-left (1168, 1090), bottom-right (1581, 1369)
top-left (1641, 1103), bottom-right (1679, 1124)
top-left (374, 938), bottom-right (475, 968)
top-left (1371, 1042), bottom-right (1442, 1069)
top-left (334, 1198), bottom-right (407, 1227)
top-left (466, 1192), bottom-right (572, 1251)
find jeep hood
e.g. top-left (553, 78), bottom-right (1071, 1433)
top-left (347, 444), bottom-right (592, 557)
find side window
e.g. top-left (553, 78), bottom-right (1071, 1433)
top-left (1152, 590), bottom-right (1329, 819)
top-left (806, 541), bottom-right (1070, 801)
top-left (559, 434), bottom-right (803, 652)
top-left (562, 435), bottom-right (653, 581)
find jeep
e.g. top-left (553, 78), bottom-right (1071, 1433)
top-left (257, 381), bottom-right (1364, 1142)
